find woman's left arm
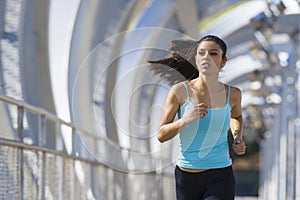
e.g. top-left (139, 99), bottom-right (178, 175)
top-left (230, 86), bottom-right (246, 155)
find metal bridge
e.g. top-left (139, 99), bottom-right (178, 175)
top-left (0, 0), bottom-right (299, 199)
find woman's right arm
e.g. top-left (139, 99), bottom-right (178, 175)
top-left (157, 84), bottom-right (185, 143)
top-left (157, 84), bottom-right (208, 143)
top-left (157, 83), bottom-right (207, 142)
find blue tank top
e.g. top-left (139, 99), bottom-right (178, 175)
top-left (176, 82), bottom-right (232, 169)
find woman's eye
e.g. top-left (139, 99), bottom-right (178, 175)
top-left (198, 51), bottom-right (218, 56)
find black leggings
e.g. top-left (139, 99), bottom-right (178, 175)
top-left (175, 165), bottom-right (235, 200)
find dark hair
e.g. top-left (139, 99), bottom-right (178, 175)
top-left (148, 35), bottom-right (227, 85)
top-left (199, 35), bottom-right (227, 59)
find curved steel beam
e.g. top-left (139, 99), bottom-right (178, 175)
top-left (20, 0), bottom-right (57, 148)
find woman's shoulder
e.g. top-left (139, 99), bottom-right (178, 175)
top-left (170, 81), bottom-right (186, 92)
top-left (169, 81), bottom-right (188, 103)
top-left (228, 85), bottom-right (241, 96)
top-left (226, 84), bottom-right (242, 103)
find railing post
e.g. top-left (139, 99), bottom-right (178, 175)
top-left (19, 147), bottom-right (24, 200)
top-left (17, 105), bottom-right (25, 200)
top-left (55, 123), bottom-right (63, 151)
top-left (41, 152), bottom-right (46, 200)
top-left (38, 115), bottom-right (46, 146)
top-left (17, 106), bottom-right (24, 142)
top-left (72, 128), bottom-right (76, 156)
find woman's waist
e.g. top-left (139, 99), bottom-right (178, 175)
top-left (178, 166), bottom-right (208, 173)
top-left (176, 165), bottom-right (233, 174)
top-left (176, 156), bottom-right (232, 171)
top-left (177, 146), bottom-right (231, 169)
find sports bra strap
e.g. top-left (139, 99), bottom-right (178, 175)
top-left (182, 82), bottom-right (190, 101)
top-left (227, 85), bottom-right (231, 103)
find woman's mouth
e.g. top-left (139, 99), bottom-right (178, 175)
top-left (202, 63), bottom-right (210, 68)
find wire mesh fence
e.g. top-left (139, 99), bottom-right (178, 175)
top-left (0, 94), bottom-right (175, 200)
top-left (0, 140), bottom-right (175, 200)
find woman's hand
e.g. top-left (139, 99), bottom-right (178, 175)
top-left (183, 103), bottom-right (209, 124)
top-left (233, 138), bottom-right (246, 155)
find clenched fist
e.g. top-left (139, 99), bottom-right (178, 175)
top-left (233, 138), bottom-right (246, 155)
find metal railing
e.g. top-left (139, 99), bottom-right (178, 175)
top-left (0, 95), bottom-right (90, 152)
top-left (0, 95), bottom-right (175, 200)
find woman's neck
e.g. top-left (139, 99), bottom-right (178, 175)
top-left (192, 75), bottom-right (222, 91)
top-left (190, 75), bottom-right (226, 108)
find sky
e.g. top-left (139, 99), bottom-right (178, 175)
top-left (49, 0), bottom-right (80, 152)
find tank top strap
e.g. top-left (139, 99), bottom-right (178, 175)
top-left (182, 82), bottom-right (190, 101)
top-left (227, 85), bottom-right (231, 103)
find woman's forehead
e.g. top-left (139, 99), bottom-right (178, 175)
top-left (198, 41), bottom-right (221, 50)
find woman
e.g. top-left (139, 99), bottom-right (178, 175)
top-left (149, 35), bottom-right (246, 200)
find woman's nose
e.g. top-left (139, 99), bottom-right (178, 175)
top-left (203, 51), bottom-right (209, 58)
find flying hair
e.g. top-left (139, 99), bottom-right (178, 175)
top-left (148, 35), bottom-right (227, 85)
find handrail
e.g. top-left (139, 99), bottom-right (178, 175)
top-left (0, 94), bottom-right (137, 152)
top-left (0, 95), bottom-right (79, 133)
top-left (0, 137), bottom-right (100, 165)
top-left (0, 94), bottom-right (110, 140)
top-left (0, 94), bottom-right (162, 148)
top-left (0, 94), bottom-right (171, 173)
top-left (0, 94), bottom-right (114, 155)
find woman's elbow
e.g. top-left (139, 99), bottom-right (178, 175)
top-left (157, 132), bottom-right (165, 143)
top-left (157, 127), bottom-right (166, 143)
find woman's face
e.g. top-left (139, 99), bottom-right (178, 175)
top-left (195, 40), bottom-right (227, 75)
